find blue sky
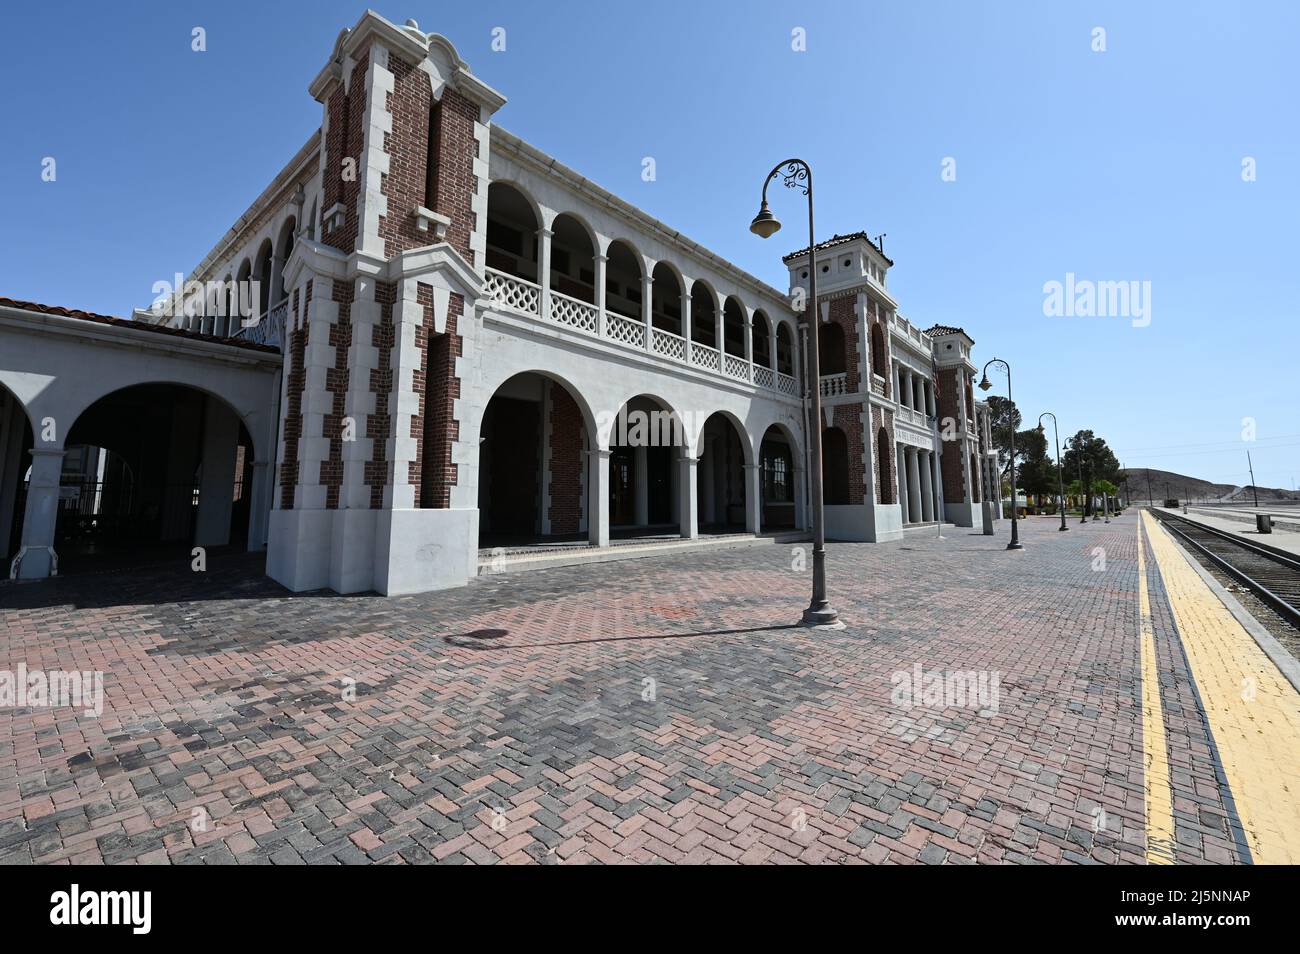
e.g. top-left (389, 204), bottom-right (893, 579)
top-left (2, 1), bottom-right (1297, 490)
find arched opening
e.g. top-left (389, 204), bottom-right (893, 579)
top-left (485, 182), bottom-right (540, 282)
top-left (235, 259), bottom-right (253, 330)
top-left (650, 262), bottom-right (682, 335)
top-left (0, 384), bottom-right (35, 565)
top-left (690, 281), bottom-right (717, 351)
top-left (697, 412), bottom-right (748, 532)
top-left (478, 371), bottom-right (591, 546)
top-left (722, 297), bottom-right (746, 358)
top-left (819, 322), bottom-right (847, 376)
top-left (217, 273), bottom-right (235, 338)
top-left (759, 424), bottom-right (797, 531)
top-left (606, 240), bottom-right (643, 325)
top-left (56, 384), bottom-right (255, 570)
top-left (549, 213), bottom-right (595, 304)
top-left (751, 310), bottom-right (773, 369)
top-left (273, 216), bottom-right (297, 305)
top-left (608, 395), bottom-right (681, 534)
top-left (822, 427), bottom-right (850, 505)
top-left (877, 427), bottom-right (893, 504)
top-left (870, 322), bottom-right (887, 379)
top-left (254, 239), bottom-right (274, 323)
top-left (776, 322), bottom-right (795, 375)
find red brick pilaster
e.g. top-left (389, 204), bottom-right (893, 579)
top-left (547, 383), bottom-right (585, 533)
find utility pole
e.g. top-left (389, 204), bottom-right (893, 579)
top-left (1247, 451), bottom-right (1259, 508)
top-left (1145, 468), bottom-right (1153, 507)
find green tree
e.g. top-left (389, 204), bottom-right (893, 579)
top-left (1014, 426), bottom-right (1055, 503)
top-left (985, 395), bottom-right (1021, 475)
top-left (1062, 430), bottom-right (1120, 517)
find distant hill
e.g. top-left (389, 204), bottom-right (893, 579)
top-left (1119, 467), bottom-right (1300, 503)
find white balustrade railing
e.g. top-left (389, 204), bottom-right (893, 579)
top-left (691, 342), bottom-right (721, 372)
top-left (483, 268), bottom-right (803, 399)
top-left (549, 289), bottom-right (598, 334)
top-left (485, 267), bottom-right (541, 316)
top-left (607, 311), bottom-right (644, 347)
top-left (819, 372), bottom-right (849, 397)
top-left (652, 327), bottom-right (686, 360)
top-left (898, 405), bottom-right (927, 428)
top-left (233, 298), bottom-right (287, 348)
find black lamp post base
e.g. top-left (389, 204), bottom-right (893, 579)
top-left (1006, 541), bottom-right (1024, 550)
top-left (801, 605), bottom-right (845, 629)
top-left (1058, 524), bottom-right (1069, 531)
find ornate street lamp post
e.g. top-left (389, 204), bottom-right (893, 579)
top-left (1037, 412), bottom-right (1068, 532)
top-left (750, 159), bottom-right (842, 628)
top-left (978, 358), bottom-right (1022, 550)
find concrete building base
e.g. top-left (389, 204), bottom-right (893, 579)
top-left (269, 507), bottom-right (478, 595)
top-left (945, 501), bottom-right (986, 531)
top-left (825, 503), bottom-right (904, 543)
top-left (374, 508), bottom-right (478, 596)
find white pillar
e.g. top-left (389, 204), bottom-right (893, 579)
top-left (680, 282), bottom-right (692, 363)
top-left (678, 454), bottom-right (699, 539)
top-left (194, 398), bottom-right (240, 546)
top-left (714, 299), bottom-right (724, 357)
top-left (907, 447), bottom-right (923, 524)
top-left (587, 448), bottom-right (610, 547)
top-left (11, 447), bottom-right (63, 579)
top-left (896, 445), bottom-right (907, 518)
top-left (919, 450), bottom-right (934, 522)
top-left (743, 310), bottom-right (754, 380)
top-left (642, 274), bottom-right (655, 350)
top-left (247, 460), bottom-right (271, 551)
top-left (537, 226), bottom-right (553, 322)
top-left (594, 251), bottom-right (608, 337)
top-left (634, 444), bottom-right (649, 526)
top-left (744, 462), bottom-right (761, 533)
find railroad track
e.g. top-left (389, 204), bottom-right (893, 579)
top-left (1152, 509), bottom-right (1300, 627)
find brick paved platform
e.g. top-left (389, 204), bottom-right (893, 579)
top-left (1, 512), bottom-right (1295, 864)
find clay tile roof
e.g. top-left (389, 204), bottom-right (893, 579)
top-left (0, 296), bottom-right (279, 354)
top-left (923, 324), bottom-right (967, 337)
top-left (781, 231), bottom-right (894, 266)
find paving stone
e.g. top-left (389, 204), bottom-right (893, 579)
top-left (0, 517), bottom-right (1266, 864)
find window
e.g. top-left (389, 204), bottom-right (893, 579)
top-left (763, 448), bottom-right (793, 502)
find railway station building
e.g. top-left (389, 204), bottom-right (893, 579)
top-left (0, 11), bottom-right (1001, 595)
